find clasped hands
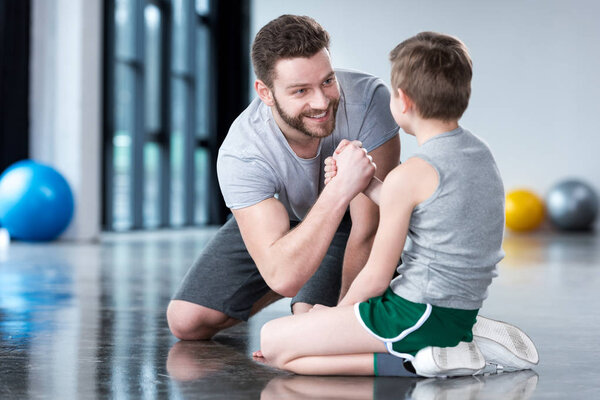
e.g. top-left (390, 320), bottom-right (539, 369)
top-left (324, 140), bottom-right (377, 194)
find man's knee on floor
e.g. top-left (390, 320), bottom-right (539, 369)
top-left (166, 300), bottom-right (222, 340)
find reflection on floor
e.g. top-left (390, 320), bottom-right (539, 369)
top-left (1, 228), bottom-right (599, 399)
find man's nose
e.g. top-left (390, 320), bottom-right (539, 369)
top-left (309, 89), bottom-right (329, 110)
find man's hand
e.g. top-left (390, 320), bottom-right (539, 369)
top-left (325, 139), bottom-right (365, 185)
top-left (333, 139), bottom-right (362, 156)
top-left (325, 141), bottom-right (376, 200)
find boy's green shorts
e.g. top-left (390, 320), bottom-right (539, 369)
top-left (355, 287), bottom-right (479, 359)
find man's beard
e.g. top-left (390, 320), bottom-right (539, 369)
top-left (273, 95), bottom-right (339, 138)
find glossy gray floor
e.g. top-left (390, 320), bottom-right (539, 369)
top-left (1, 228), bottom-right (599, 399)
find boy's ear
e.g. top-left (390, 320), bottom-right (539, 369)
top-left (397, 88), bottom-right (413, 114)
top-left (255, 80), bottom-right (275, 106)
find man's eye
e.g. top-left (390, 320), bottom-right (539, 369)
top-left (295, 89), bottom-right (306, 95)
top-left (323, 79), bottom-right (332, 85)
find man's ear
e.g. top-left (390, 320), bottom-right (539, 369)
top-left (397, 88), bottom-right (413, 114)
top-left (255, 80), bottom-right (275, 106)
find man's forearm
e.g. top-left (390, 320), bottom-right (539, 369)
top-left (264, 184), bottom-right (352, 296)
top-left (243, 142), bottom-right (377, 297)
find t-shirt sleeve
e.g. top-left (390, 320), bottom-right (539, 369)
top-left (217, 152), bottom-right (279, 210)
top-left (358, 82), bottom-right (399, 152)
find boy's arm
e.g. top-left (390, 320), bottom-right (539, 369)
top-left (337, 137), bottom-right (400, 301)
top-left (362, 177), bottom-right (383, 206)
top-left (338, 157), bottom-right (438, 306)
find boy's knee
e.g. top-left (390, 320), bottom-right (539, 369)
top-left (260, 322), bottom-right (279, 362)
top-left (260, 320), bottom-right (288, 367)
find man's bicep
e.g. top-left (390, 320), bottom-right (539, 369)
top-left (231, 198), bottom-right (290, 272)
top-left (369, 135), bottom-right (400, 181)
top-left (349, 193), bottom-right (379, 238)
top-left (217, 153), bottom-right (279, 210)
top-left (359, 84), bottom-right (400, 153)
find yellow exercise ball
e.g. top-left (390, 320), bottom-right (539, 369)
top-left (505, 189), bottom-right (545, 232)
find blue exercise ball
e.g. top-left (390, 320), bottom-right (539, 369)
top-left (0, 160), bottom-right (74, 241)
top-left (546, 179), bottom-right (598, 231)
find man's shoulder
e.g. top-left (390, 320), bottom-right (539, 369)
top-left (335, 68), bottom-right (388, 103)
top-left (335, 68), bottom-right (378, 82)
top-left (220, 98), bottom-right (269, 155)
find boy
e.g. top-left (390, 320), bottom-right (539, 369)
top-left (255, 32), bottom-right (538, 377)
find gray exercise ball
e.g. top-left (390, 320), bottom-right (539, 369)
top-left (546, 179), bottom-right (598, 231)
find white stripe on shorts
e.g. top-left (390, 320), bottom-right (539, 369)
top-left (353, 301), bottom-right (432, 360)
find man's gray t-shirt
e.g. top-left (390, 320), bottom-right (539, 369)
top-left (217, 69), bottom-right (399, 221)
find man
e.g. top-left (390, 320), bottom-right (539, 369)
top-left (167, 14), bottom-right (400, 340)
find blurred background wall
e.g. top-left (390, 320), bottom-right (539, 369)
top-left (30, 0), bottom-right (103, 241)
top-left (252, 0), bottom-right (600, 203)
top-left (1, 0), bottom-right (598, 240)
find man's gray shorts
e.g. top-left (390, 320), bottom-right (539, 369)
top-left (172, 215), bottom-right (351, 321)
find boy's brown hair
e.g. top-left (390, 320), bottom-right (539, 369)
top-left (390, 32), bottom-right (472, 121)
top-left (251, 15), bottom-right (330, 88)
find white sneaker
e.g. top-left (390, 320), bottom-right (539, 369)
top-left (412, 341), bottom-right (486, 378)
top-left (473, 316), bottom-right (539, 372)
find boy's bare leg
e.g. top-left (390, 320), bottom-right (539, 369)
top-left (259, 305), bottom-right (387, 375)
top-left (261, 376), bottom-right (375, 400)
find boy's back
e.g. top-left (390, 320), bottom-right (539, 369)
top-left (390, 126), bottom-right (505, 310)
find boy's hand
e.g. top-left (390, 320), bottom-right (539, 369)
top-left (324, 157), bottom-right (337, 185)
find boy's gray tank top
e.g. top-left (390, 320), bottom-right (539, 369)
top-left (390, 127), bottom-right (505, 310)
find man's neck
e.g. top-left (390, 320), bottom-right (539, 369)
top-left (287, 135), bottom-right (321, 159)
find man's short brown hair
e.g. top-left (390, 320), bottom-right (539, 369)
top-left (251, 15), bottom-right (330, 88)
top-left (390, 32), bottom-right (472, 121)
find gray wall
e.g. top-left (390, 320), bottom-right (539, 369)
top-left (251, 0), bottom-right (600, 205)
top-left (30, 0), bottom-right (102, 240)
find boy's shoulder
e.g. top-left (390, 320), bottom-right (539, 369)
top-left (384, 158), bottom-right (438, 205)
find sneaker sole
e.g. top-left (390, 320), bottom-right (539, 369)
top-left (473, 316), bottom-right (539, 371)
top-left (414, 341), bottom-right (486, 378)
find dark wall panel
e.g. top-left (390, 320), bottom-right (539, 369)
top-left (210, 0), bottom-right (250, 223)
top-left (0, 0), bottom-right (30, 173)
